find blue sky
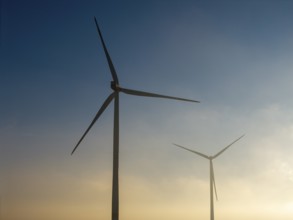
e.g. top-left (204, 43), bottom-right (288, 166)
top-left (1, 0), bottom-right (293, 219)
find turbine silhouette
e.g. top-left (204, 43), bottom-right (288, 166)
top-left (174, 134), bottom-right (244, 220)
top-left (71, 17), bottom-right (200, 220)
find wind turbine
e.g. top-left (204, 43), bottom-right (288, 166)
top-left (173, 134), bottom-right (244, 220)
top-left (71, 17), bottom-right (200, 220)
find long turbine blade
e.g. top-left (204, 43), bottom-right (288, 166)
top-left (211, 161), bottom-right (218, 201)
top-left (94, 17), bottom-right (119, 84)
top-left (120, 87), bottom-right (199, 103)
top-left (173, 144), bottom-right (209, 159)
top-left (71, 92), bottom-right (115, 155)
top-left (212, 134), bottom-right (245, 159)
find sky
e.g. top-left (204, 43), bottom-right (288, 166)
top-left (1, 0), bottom-right (293, 219)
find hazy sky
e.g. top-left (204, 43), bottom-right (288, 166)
top-left (1, 0), bottom-right (293, 219)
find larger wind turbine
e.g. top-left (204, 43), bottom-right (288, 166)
top-left (174, 134), bottom-right (244, 220)
top-left (71, 17), bottom-right (199, 220)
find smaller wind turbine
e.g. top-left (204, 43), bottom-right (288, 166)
top-left (173, 134), bottom-right (244, 220)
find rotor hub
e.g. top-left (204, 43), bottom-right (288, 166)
top-left (111, 81), bottom-right (120, 91)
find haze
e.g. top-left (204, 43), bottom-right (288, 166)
top-left (1, 1), bottom-right (293, 220)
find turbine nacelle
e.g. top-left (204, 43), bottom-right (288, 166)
top-left (111, 81), bottom-right (120, 91)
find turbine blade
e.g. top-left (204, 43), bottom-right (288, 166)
top-left (119, 87), bottom-right (199, 103)
top-left (211, 161), bottom-right (218, 201)
top-left (173, 143), bottom-right (209, 159)
top-left (212, 134), bottom-right (245, 159)
top-left (71, 92), bottom-right (115, 155)
top-left (94, 17), bottom-right (119, 84)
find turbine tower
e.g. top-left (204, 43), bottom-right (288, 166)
top-left (174, 134), bottom-right (244, 220)
top-left (71, 17), bottom-right (200, 220)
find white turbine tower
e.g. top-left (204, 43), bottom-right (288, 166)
top-left (174, 134), bottom-right (244, 220)
top-left (71, 17), bottom-right (200, 220)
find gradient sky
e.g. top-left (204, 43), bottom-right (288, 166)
top-left (1, 0), bottom-right (293, 219)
